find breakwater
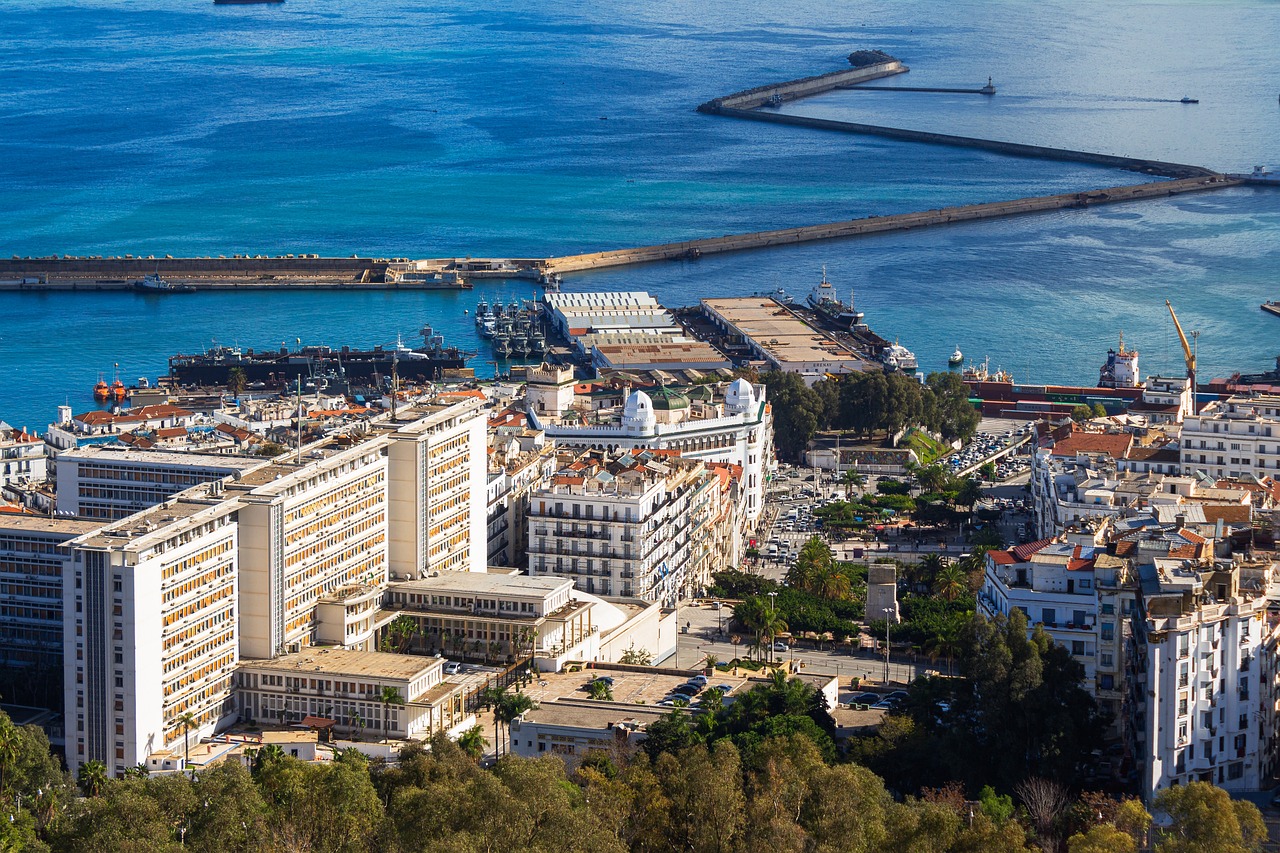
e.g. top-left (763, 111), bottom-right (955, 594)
top-left (540, 175), bottom-right (1238, 273)
top-left (699, 106), bottom-right (1217, 180)
top-left (713, 59), bottom-right (908, 109)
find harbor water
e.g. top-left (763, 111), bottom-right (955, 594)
top-left (1, 0), bottom-right (1278, 430)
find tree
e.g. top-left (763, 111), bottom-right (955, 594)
top-left (916, 465), bottom-right (952, 495)
top-left (379, 686), bottom-right (405, 740)
top-left (955, 477), bottom-right (983, 509)
top-left (587, 680), bottom-right (614, 701)
top-left (382, 614), bottom-right (417, 654)
top-left (619, 643), bottom-right (653, 666)
top-left (227, 367), bottom-right (247, 398)
top-left (1091, 403), bottom-right (1108, 419)
top-left (1153, 781), bottom-right (1267, 853)
top-left (761, 372), bottom-right (826, 460)
top-left (979, 461), bottom-right (997, 481)
top-left (77, 759), bottom-right (108, 797)
top-left (1070, 404), bottom-right (1094, 422)
top-left (842, 468), bottom-right (866, 500)
top-left (1069, 824), bottom-right (1137, 853)
top-left (178, 710), bottom-right (199, 776)
top-left (1016, 776), bottom-right (1072, 850)
top-left (348, 709), bottom-right (365, 742)
top-left (932, 565), bottom-right (969, 602)
top-left (457, 725), bottom-right (488, 762)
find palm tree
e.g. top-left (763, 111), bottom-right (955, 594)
top-left (842, 468), bottom-right (866, 501)
top-left (177, 711), bottom-right (199, 776)
top-left (249, 743), bottom-right (285, 776)
top-left (586, 680), bottom-right (613, 701)
top-left (77, 759), bottom-right (108, 797)
top-left (226, 367), bottom-right (247, 398)
top-left (812, 564), bottom-right (851, 601)
top-left (383, 615), bottom-right (417, 654)
top-left (494, 690), bottom-right (536, 757)
top-left (913, 553), bottom-right (946, 592)
top-left (379, 686), bottom-right (405, 740)
top-left (933, 564), bottom-right (968, 602)
top-left (760, 611), bottom-right (788, 663)
top-left (347, 709), bottom-right (365, 742)
top-left (457, 724), bottom-right (488, 762)
top-left (702, 653), bottom-right (719, 676)
top-left (924, 625), bottom-right (962, 676)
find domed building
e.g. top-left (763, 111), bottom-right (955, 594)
top-left (647, 385), bottom-right (690, 425)
top-left (621, 389), bottom-right (656, 435)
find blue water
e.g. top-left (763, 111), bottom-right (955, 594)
top-left (1, 0), bottom-right (1278, 431)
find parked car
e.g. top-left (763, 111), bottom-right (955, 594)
top-left (772, 641), bottom-right (790, 653)
top-left (850, 692), bottom-right (882, 706)
top-left (591, 676), bottom-right (615, 686)
top-left (687, 675), bottom-right (709, 686)
top-left (714, 684), bottom-right (735, 695)
top-left (443, 661), bottom-right (462, 675)
top-left (885, 690), bottom-right (910, 702)
top-left (672, 683), bottom-right (700, 697)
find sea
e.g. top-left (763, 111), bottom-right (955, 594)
top-left (1, 0), bottom-right (1278, 432)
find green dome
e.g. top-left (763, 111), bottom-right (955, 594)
top-left (648, 385), bottom-right (690, 410)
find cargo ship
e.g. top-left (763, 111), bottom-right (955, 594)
top-left (168, 333), bottom-right (473, 387)
top-left (806, 266), bottom-right (864, 327)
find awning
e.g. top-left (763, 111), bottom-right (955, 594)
top-left (300, 716), bottom-right (336, 729)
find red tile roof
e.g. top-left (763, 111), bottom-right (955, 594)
top-left (1050, 431), bottom-right (1133, 460)
top-left (1012, 538), bottom-right (1055, 561)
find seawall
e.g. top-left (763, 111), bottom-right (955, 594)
top-left (707, 106), bottom-right (1217, 180)
top-left (701, 59), bottom-right (908, 111)
top-left (541, 175), bottom-right (1239, 274)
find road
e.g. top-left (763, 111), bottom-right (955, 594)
top-left (674, 600), bottom-right (925, 687)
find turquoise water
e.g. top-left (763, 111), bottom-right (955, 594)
top-left (1, 0), bottom-right (1278, 430)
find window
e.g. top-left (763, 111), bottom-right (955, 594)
top-left (1101, 653), bottom-right (1114, 668)
top-left (1101, 623), bottom-right (1115, 641)
top-left (1100, 674), bottom-right (1114, 690)
top-left (1042, 608), bottom-right (1056, 627)
top-left (1228, 762), bottom-right (1244, 781)
top-left (1072, 641), bottom-right (1085, 656)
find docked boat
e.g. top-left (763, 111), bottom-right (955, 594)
top-left (134, 273), bottom-right (196, 294)
top-left (948, 345), bottom-right (963, 367)
top-left (494, 334), bottom-right (512, 360)
top-left (511, 336), bottom-right (529, 358)
top-left (93, 375), bottom-right (110, 402)
top-left (806, 266), bottom-right (864, 327)
top-left (168, 331), bottom-right (472, 386)
top-left (475, 300), bottom-right (489, 327)
top-left (528, 330), bottom-right (547, 356)
top-left (1262, 301), bottom-right (1280, 318)
top-left (879, 341), bottom-right (918, 372)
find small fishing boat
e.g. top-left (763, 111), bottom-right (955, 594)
top-left (948, 345), bottom-right (963, 367)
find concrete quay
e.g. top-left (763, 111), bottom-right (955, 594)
top-left (539, 175), bottom-right (1239, 274)
top-left (702, 59), bottom-right (908, 111)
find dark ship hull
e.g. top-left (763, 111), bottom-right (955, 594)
top-left (169, 344), bottom-right (470, 387)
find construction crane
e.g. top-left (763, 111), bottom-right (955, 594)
top-left (1166, 299), bottom-right (1197, 414)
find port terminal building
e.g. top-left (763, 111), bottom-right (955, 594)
top-left (700, 297), bottom-right (872, 382)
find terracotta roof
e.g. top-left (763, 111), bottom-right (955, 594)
top-left (1012, 539), bottom-right (1054, 561)
top-left (988, 550), bottom-right (1017, 565)
top-left (1051, 431), bottom-right (1133, 460)
top-left (1198, 505), bottom-right (1252, 525)
top-left (154, 426), bottom-right (187, 439)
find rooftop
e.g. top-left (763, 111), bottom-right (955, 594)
top-left (701, 297), bottom-right (865, 368)
top-left (240, 647), bottom-right (441, 682)
top-left (0, 515), bottom-right (102, 537)
top-left (55, 445), bottom-right (264, 470)
top-left (389, 571), bottom-right (573, 599)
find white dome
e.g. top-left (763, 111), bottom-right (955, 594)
top-left (622, 390), bottom-right (656, 433)
top-left (725, 378), bottom-right (754, 411)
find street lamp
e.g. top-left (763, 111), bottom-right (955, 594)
top-left (882, 607), bottom-right (893, 684)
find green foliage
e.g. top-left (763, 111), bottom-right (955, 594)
top-left (978, 785), bottom-right (1014, 824)
top-left (587, 680), bottom-right (614, 701)
top-left (1070, 404), bottom-right (1094, 422)
top-left (900, 428), bottom-right (948, 465)
top-left (1153, 781), bottom-right (1266, 853)
top-left (618, 643), bottom-right (653, 666)
top-left (761, 371), bottom-right (826, 460)
top-left (707, 569), bottom-right (779, 599)
top-left (877, 478), bottom-right (913, 495)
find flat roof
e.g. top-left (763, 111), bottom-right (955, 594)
top-left (0, 515), bottom-right (102, 537)
top-left (701, 297), bottom-right (865, 367)
top-left (594, 342), bottom-right (731, 368)
top-left (56, 446), bottom-right (263, 470)
top-left (74, 491), bottom-right (237, 550)
top-left (240, 647), bottom-right (442, 682)
top-left (518, 698), bottom-right (681, 729)
top-left (390, 572), bottom-right (573, 599)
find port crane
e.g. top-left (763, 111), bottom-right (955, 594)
top-left (1166, 299), bottom-right (1197, 414)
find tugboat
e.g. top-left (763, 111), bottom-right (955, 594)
top-left (134, 273), bottom-right (196, 294)
top-left (948, 345), bottom-right (964, 367)
top-left (93, 374), bottom-right (110, 402)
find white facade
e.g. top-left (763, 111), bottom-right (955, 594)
top-left (1181, 394), bottom-right (1280, 480)
top-left (65, 492), bottom-right (240, 776)
top-left (54, 447), bottom-right (262, 520)
top-left (233, 439), bottom-right (389, 660)
top-left (1129, 560), bottom-right (1268, 799)
top-left (531, 381), bottom-right (772, 527)
top-left (384, 399), bottom-right (488, 578)
top-left (0, 424), bottom-right (48, 489)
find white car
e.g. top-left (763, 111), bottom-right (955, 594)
top-left (443, 661), bottom-right (462, 675)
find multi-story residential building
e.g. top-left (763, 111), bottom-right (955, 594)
top-left (1127, 375), bottom-right (1193, 425)
top-left (54, 446), bottom-right (263, 520)
top-left (485, 430), bottom-right (554, 569)
top-left (46, 404), bottom-right (200, 451)
top-left (0, 515), bottom-right (100, 716)
top-left (383, 399), bottom-right (488, 578)
top-left (232, 436), bottom-right (389, 660)
top-left (529, 375), bottom-right (772, 527)
top-left (0, 423), bottom-right (48, 489)
top-left (1127, 558), bottom-right (1269, 799)
top-left (527, 450), bottom-right (712, 606)
top-left (65, 487), bottom-right (241, 776)
top-left (1181, 393), bottom-right (1280, 480)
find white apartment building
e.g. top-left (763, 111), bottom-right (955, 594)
top-left (54, 446), bottom-right (263, 520)
top-left (530, 376), bottom-right (772, 526)
top-left (1128, 559), bottom-right (1268, 799)
top-left (232, 436), bottom-right (389, 660)
top-left (1181, 393), bottom-right (1280, 480)
top-left (527, 452), bottom-right (708, 606)
top-left (65, 488), bottom-right (241, 776)
top-left (384, 399), bottom-right (488, 578)
top-left (0, 515), bottom-right (100, 716)
top-left (0, 423), bottom-right (48, 489)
